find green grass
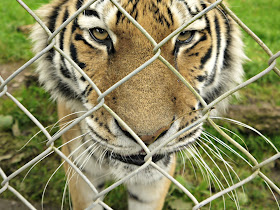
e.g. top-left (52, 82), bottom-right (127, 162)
top-left (0, 0), bottom-right (50, 63)
top-left (0, 79), bottom-right (62, 205)
top-left (0, 0), bottom-right (279, 209)
top-left (229, 0), bottom-right (280, 106)
top-left (230, 0), bottom-right (280, 83)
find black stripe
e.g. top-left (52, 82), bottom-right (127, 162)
top-left (45, 0), bottom-right (67, 63)
top-left (56, 80), bottom-right (81, 100)
top-left (167, 8), bottom-right (174, 25)
top-left (60, 65), bottom-right (72, 78)
top-left (128, 191), bottom-right (144, 203)
top-left (74, 33), bottom-right (101, 53)
top-left (71, 20), bottom-right (86, 72)
top-left (81, 85), bottom-right (89, 96)
top-left (198, 15), bottom-right (212, 70)
top-left (116, 11), bottom-right (122, 25)
top-left (71, 18), bottom-right (78, 33)
top-left (200, 3), bottom-right (207, 10)
top-left (84, 9), bottom-right (100, 18)
top-left (221, 14), bottom-right (232, 71)
top-left (48, 0), bottom-right (68, 33)
top-left (76, 0), bottom-right (83, 10)
top-left (59, 9), bottom-right (69, 51)
top-left (204, 13), bottom-right (212, 34)
top-left (81, 85), bottom-right (93, 97)
top-left (59, 9), bottom-right (72, 79)
top-left (62, 8), bottom-right (69, 24)
top-left (46, 0), bottom-right (68, 62)
top-left (150, 2), bottom-right (170, 28)
top-left (183, 2), bottom-right (198, 16)
top-left (184, 33), bottom-right (207, 55)
top-left (178, 127), bottom-right (200, 142)
top-left (70, 43), bottom-right (86, 69)
top-left (205, 15), bottom-right (221, 86)
top-left (203, 85), bottom-right (224, 104)
top-left (80, 76), bottom-right (86, 81)
top-left (130, 0), bottom-right (139, 17)
top-left (199, 45), bottom-right (212, 70)
top-left (114, 119), bottom-right (137, 143)
top-left (189, 52), bottom-right (199, 57)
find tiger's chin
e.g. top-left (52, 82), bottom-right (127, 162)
top-left (108, 151), bottom-right (167, 166)
top-left (108, 152), bottom-right (176, 185)
top-left (86, 123), bottom-right (201, 183)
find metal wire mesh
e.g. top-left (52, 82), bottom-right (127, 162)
top-left (0, 0), bottom-right (280, 209)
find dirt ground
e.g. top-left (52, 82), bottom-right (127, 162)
top-left (0, 198), bottom-right (59, 210)
top-left (0, 61), bottom-right (35, 93)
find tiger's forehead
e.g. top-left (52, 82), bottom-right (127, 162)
top-left (79, 0), bottom-right (208, 41)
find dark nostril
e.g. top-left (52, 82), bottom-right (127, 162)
top-left (115, 119), bottom-right (172, 145)
top-left (140, 126), bottom-right (170, 145)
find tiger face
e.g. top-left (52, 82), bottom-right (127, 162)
top-left (32, 0), bottom-right (245, 208)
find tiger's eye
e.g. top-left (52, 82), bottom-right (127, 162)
top-left (90, 27), bottom-right (109, 41)
top-left (177, 31), bottom-right (193, 43)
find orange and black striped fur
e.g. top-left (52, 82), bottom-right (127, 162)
top-left (31, 0), bottom-right (245, 209)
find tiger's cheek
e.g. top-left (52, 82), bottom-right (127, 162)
top-left (176, 30), bottom-right (212, 92)
top-left (71, 30), bottom-right (113, 103)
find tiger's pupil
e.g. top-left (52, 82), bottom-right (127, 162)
top-left (177, 31), bottom-right (193, 43)
top-left (91, 27), bottom-right (109, 41)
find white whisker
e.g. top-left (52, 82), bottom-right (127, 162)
top-left (21, 111), bottom-right (87, 151)
top-left (191, 144), bottom-right (227, 205)
top-left (20, 131), bottom-right (90, 208)
top-left (184, 146), bottom-right (208, 184)
top-left (57, 132), bottom-right (90, 150)
top-left (65, 143), bottom-right (97, 186)
top-left (178, 150), bottom-right (186, 174)
top-left (196, 139), bottom-right (241, 209)
top-left (201, 132), bottom-right (233, 162)
top-left (98, 149), bottom-right (108, 169)
top-left (60, 138), bottom-right (95, 208)
top-left (202, 131), bottom-right (251, 166)
top-left (264, 179), bottom-right (280, 209)
top-left (200, 132), bottom-right (245, 193)
top-left (181, 146), bottom-right (198, 179)
top-left (21, 150), bottom-right (54, 184)
top-left (217, 125), bottom-right (249, 152)
top-left (78, 144), bottom-right (100, 172)
top-left (211, 117), bottom-right (279, 153)
top-left (18, 118), bottom-right (76, 151)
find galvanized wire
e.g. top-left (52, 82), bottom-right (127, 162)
top-left (0, 0), bottom-right (279, 209)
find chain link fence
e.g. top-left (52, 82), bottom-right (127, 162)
top-left (1, 0), bottom-right (280, 209)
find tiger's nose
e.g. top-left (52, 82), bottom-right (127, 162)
top-left (140, 125), bottom-right (170, 145)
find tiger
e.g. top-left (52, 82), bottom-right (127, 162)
top-left (31, 0), bottom-right (245, 209)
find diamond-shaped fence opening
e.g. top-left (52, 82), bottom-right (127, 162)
top-left (0, 0), bottom-right (280, 209)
